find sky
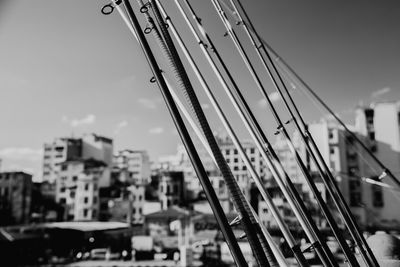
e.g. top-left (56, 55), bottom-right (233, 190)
top-left (0, 0), bottom-right (400, 181)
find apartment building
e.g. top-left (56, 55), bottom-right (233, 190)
top-left (56, 158), bottom-right (109, 221)
top-left (0, 172), bottom-right (32, 225)
top-left (113, 149), bottom-right (150, 185)
top-left (158, 171), bottom-right (185, 210)
top-left (43, 134), bottom-right (113, 187)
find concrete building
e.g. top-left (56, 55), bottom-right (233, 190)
top-left (42, 138), bottom-right (82, 184)
top-left (113, 150), bottom-right (150, 185)
top-left (354, 102), bottom-right (400, 227)
top-left (158, 171), bottom-right (185, 210)
top-left (0, 172), bottom-right (32, 225)
top-left (56, 159), bottom-right (108, 221)
top-left (43, 134), bottom-right (113, 187)
top-left (218, 136), bottom-right (270, 201)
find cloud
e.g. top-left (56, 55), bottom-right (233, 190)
top-left (149, 127), bottom-right (164, 134)
top-left (371, 87), bottom-right (391, 98)
top-left (113, 120), bottom-right (128, 135)
top-left (63, 114), bottom-right (96, 127)
top-left (257, 92), bottom-right (281, 108)
top-left (138, 98), bottom-right (162, 109)
top-left (201, 103), bottom-right (210, 109)
top-left (0, 147), bottom-right (43, 161)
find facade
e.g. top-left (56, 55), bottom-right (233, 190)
top-left (158, 171), bottom-right (185, 210)
top-left (218, 137), bottom-right (269, 201)
top-left (56, 159), bottom-right (108, 221)
top-left (354, 102), bottom-right (400, 227)
top-left (113, 150), bottom-right (150, 185)
top-left (42, 138), bottom-right (82, 184)
top-left (43, 134), bottom-right (113, 187)
top-left (0, 172), bottom-right (32, 225)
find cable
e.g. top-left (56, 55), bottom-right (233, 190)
top-left (176, 1), bottom-right (340, 266)
top-left (155, 1), bottom-right (305, 265)
top-left (112, 1), bottom-right (249, 266)
top-left (138, 0), bottom-right (272, 265)
top-left (225, 0), bottom-right (379, 265)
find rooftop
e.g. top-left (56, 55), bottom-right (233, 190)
top-left (43, 221), bottom-right (129, 232)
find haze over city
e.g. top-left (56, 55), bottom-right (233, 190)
top-left (1, 1), bottom-right (400, 181)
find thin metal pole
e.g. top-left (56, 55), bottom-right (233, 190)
top-left (143, 0), bottom-right (274, 265)
top-left (176, 1), bottom-right (335, 266)
top-left (226, 0), bottom-right (379, 266)
top-left (165, 76), bottom-right (289, 267)
top-left (240, 17), bottom-right (400, 190)
top-left (210, 0), bottom-right (346, 266)
top-left (155, 2), bottom-right (307, 265)
top-left (118, 2), bottom-right (248, 266)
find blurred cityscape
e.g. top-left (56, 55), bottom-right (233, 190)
top-left (1, 101), bottom-right (400, 266)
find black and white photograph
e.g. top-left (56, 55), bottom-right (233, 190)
top-left (1, 1), bottom-right (400, 266)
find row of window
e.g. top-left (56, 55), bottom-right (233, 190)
top-left (225, 148), bottom-right (256, 156)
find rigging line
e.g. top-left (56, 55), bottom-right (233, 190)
top-left (176, 1), bottom-right (336, 266)
top-left (213, 0), bottom-right (355, 265)
top-left (141, 0), bottom-right (273, 265)
top-left (114, 1), bottom-right (248, 266)
top-left (221, 0), bottom-right (398, 191)
top-left (164, 75), bottom-right (288, 267)
top-left (254, 18), bottom-right (400, 190)
top-left (155, 2), bottom-right (306, 265)
top-left (226, 0), bottom-right (378, 266)
top-left (294, 78), bottom-right (394, 191)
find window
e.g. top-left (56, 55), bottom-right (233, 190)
top-left (59, 198), bottom-right (66, 204)
top-left (72, 176), bottom-right (78, 182)
top-left (328, 130), bottom-right (334, 139)
top-left (92, 209), bottom-right (97, 218)
top-left (173, 185), bottom-right (178, 194)
top-left (250, 157), bottom-right (255, 162)
top-left (234, 149), bottom-right (238, 155)
top-left (93, 196), bottom-right (97, 204)
top-left (372, 187), bottom-right (384, 207)
top-left (132, 208), bottom-right (136, 214)
top-left (83, 209), bottom-right (88, 217)
top-left (84, 183), bottom-right (89, 191)
top-left (139, 195), bottom-right (143, 201)
top-left (242, 166), bottom-right (247, 171)
top-left (250, 148), bottom-right (255, 154)
top-left (330, 148), bottom-right (335, 154)
top-left (84, 197), bottom-right (89, 204)
top-left (226, 158), bottom-right (230, 163)
top-left (60, 187), bottom-right (66, 193)
top-left (139, 207), bottom-right (142, 214)
top-left (234, 158), bottom-right (238, 163)
top-left (225, 149), bottom-right (230, 155)
top-left (233, 166), bottom-right (239, 171)
top-left (61, 165), bottom-right (67, 171)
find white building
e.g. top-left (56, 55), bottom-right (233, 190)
top-left (56, 159), bottom-right (109, 221)
top-left (113, 150), bottom-right (150, 185)
top-left (158, 171), bottom-right (185, 210)
top-left (354, 102), bottom-right (400, 227)
top-left (43, 134), bottom-right (113, 187)
top-left (43, 138), bottom-right (82, 184)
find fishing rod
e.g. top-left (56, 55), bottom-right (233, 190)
top-left (164, 76), bottom-right (289, 267)
top-left (136, 0), bottom-right (275, 265)
top-left (210, 0), bottom-right (358, 265)
top-left (103, 1), bottom-right (248, 266)
top-left (176, 1), bottom-right (337, 266)
top-left (253, 25), bottom-right (400, 190)
top-left (225, 0), bottom-right (379, 266)
top-left (154, 1), bottom-right (307, 265)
